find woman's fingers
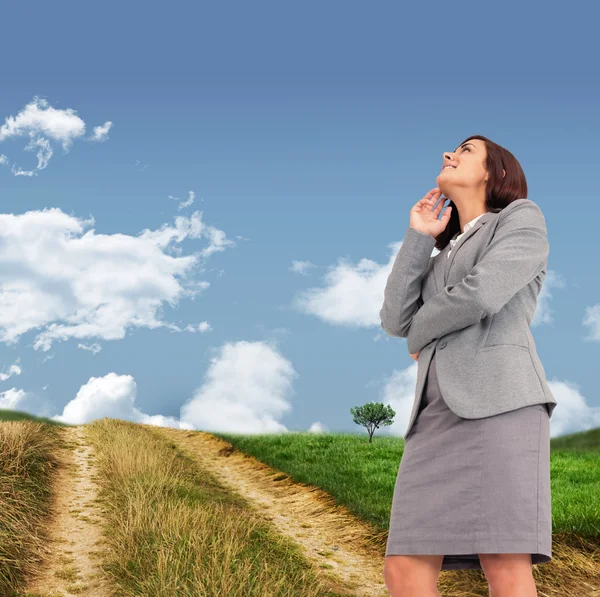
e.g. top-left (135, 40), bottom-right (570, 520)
top-left (435, 196), bottom-right (451, 217)
top-left (422, 188), bottom-right (440, 203)
top-left (423, 191), bottom-right (441, 208)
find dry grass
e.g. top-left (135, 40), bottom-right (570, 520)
top-left (86, 417), bottom-right (345, 597)
top-left (0, 421), bottom-right (63, 595)
top-left (157, 426), bottom-right (390, 596)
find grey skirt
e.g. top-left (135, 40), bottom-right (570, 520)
top-left (385, 349), bottom-right (552, 571)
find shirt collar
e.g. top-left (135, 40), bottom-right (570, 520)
top-left (451, 212), bottom-right (487, 242)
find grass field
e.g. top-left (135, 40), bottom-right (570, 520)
top-left (213, 429), bottom-right (600, 538)
top-left (0, 412), bottom-right (356, 597)
top-left (2, 409), bottom-right (600, 596)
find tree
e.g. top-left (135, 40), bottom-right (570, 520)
top-left (350, 402), bottom-right (396, 443)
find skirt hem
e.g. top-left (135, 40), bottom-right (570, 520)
top-left (385, 540), bottom-right (552, 571)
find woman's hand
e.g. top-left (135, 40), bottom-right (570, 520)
top-left (410, 188), bottom-right (452, 237)
top-left (410, 351), bottom-right (420, 361)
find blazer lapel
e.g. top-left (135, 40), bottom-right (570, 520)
top-left (434, 211), bottom-right (495, 289)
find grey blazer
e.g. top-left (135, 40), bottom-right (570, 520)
top-left (380, 198), bottom-right (557, 440)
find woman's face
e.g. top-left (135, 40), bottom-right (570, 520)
top-left (436, 138), bottom-right (489, 199)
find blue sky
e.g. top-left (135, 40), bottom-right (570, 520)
top-left (0, 3), bottom-right (597, 439)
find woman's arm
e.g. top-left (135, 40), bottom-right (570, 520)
top-left (406, 200), bottom-right (549, 354)
top-left (380, 226), bottom-right (436, 337)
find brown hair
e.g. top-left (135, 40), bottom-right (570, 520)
top-left (434, 134), bottom-right (528, 251)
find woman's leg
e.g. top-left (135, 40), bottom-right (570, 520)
top-left (479, 553), bottom-right (537, 597)
top-left (383, 554), bottom-right (444, 597)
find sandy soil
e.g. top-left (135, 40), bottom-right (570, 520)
top-left (23, 425), bottom-right (113, 597)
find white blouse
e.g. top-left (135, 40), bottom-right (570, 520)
top-left (447, 212), bottom-right (487, 259)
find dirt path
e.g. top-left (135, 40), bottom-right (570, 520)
top-left (24, 425), bottom-right (112, 597)
top-left (155, 427), bottom-right (390, 597)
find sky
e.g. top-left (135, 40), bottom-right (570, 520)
top-left (0, 3), bottom-right (598, 440)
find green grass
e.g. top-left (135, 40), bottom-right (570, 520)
top-left (549, 426), bottom-right (600, 452)
top-left (213, 431), bottom-right (401, 531)
top-left (0, 409), bottom-right (73, 427)
top-left (213, 430), bottom-right (600, 538)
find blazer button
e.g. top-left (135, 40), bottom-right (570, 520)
top-left (438, 341), bottom-right (447, 349)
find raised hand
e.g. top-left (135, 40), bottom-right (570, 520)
top-left (409, 188), bottom-right (452, 238)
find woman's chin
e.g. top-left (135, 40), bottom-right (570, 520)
top-left (435, 179), bottom-right (447, 194)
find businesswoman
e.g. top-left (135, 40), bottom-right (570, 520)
top-left (380, 135), bottom-right (556, 597)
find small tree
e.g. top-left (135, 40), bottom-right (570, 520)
top-left (350, 402), bottom-right (395, 443)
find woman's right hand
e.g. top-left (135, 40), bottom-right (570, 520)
top-left (409, 188), bottom-right (452, 238)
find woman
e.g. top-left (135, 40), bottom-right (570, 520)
top-left (380, 135), bottom-right (555, 597)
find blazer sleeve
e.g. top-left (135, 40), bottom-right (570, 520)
top-left (380, 226), bottom-right (437, 337)
top-left (406, 200), bottom-right (549, 355)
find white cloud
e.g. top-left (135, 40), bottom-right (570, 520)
top-left (183, 321), bottom-right (212, 333)
top-left (169, 190), bottom-right (196, 211)
top-left (378, 361), bottom-right (421, 438)
top-left (291, 251), bottom-right (389, 328)
top-left (180, 340), bottom-right (296, 434)
top-left (542, 378), bottom-right (600, 438)
top-left (0, 96), bottom-right (111, 176)
top-left (0, 387), bottom-right (27, 409)
top-left (307, 421), bottom-right (328, 433)
top-left (0, 96), bottom-right (85, 150)
top-left (16, 137), bottom-right (53, 176)
top-left (88, 121), bottom-right (113, 142)
top-left (0, 358), bottom-right (22, 381)
top-left (289, 260), bottom-right (315, 275)
top-left (52, 340), bottom-right (297, 433)
top-left (51, 372), bottom-right (193, 429)
top-left (0, 387), bottom-right (54, 418)
top-left (11, 340), bottom-right (296, 434)
top-left (293, 237), bottom-right (557, 331)
top-left (77, 342), bottom-right (102, 354)
top-left (583, 303), bottom-right (600, 341)
top-left (0, 207), bottom-right (235, 351)
top-left (532, 269), bottom-right (564, 326)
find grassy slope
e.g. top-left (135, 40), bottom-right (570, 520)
top-left (0, 409), bottom-right (73, 427)
top-left (550, 426), bottom-right (600, 452)
top-left (213, 430), bottom-right (600, 539)
top-left (3, 408), bottom-right (598, 593)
